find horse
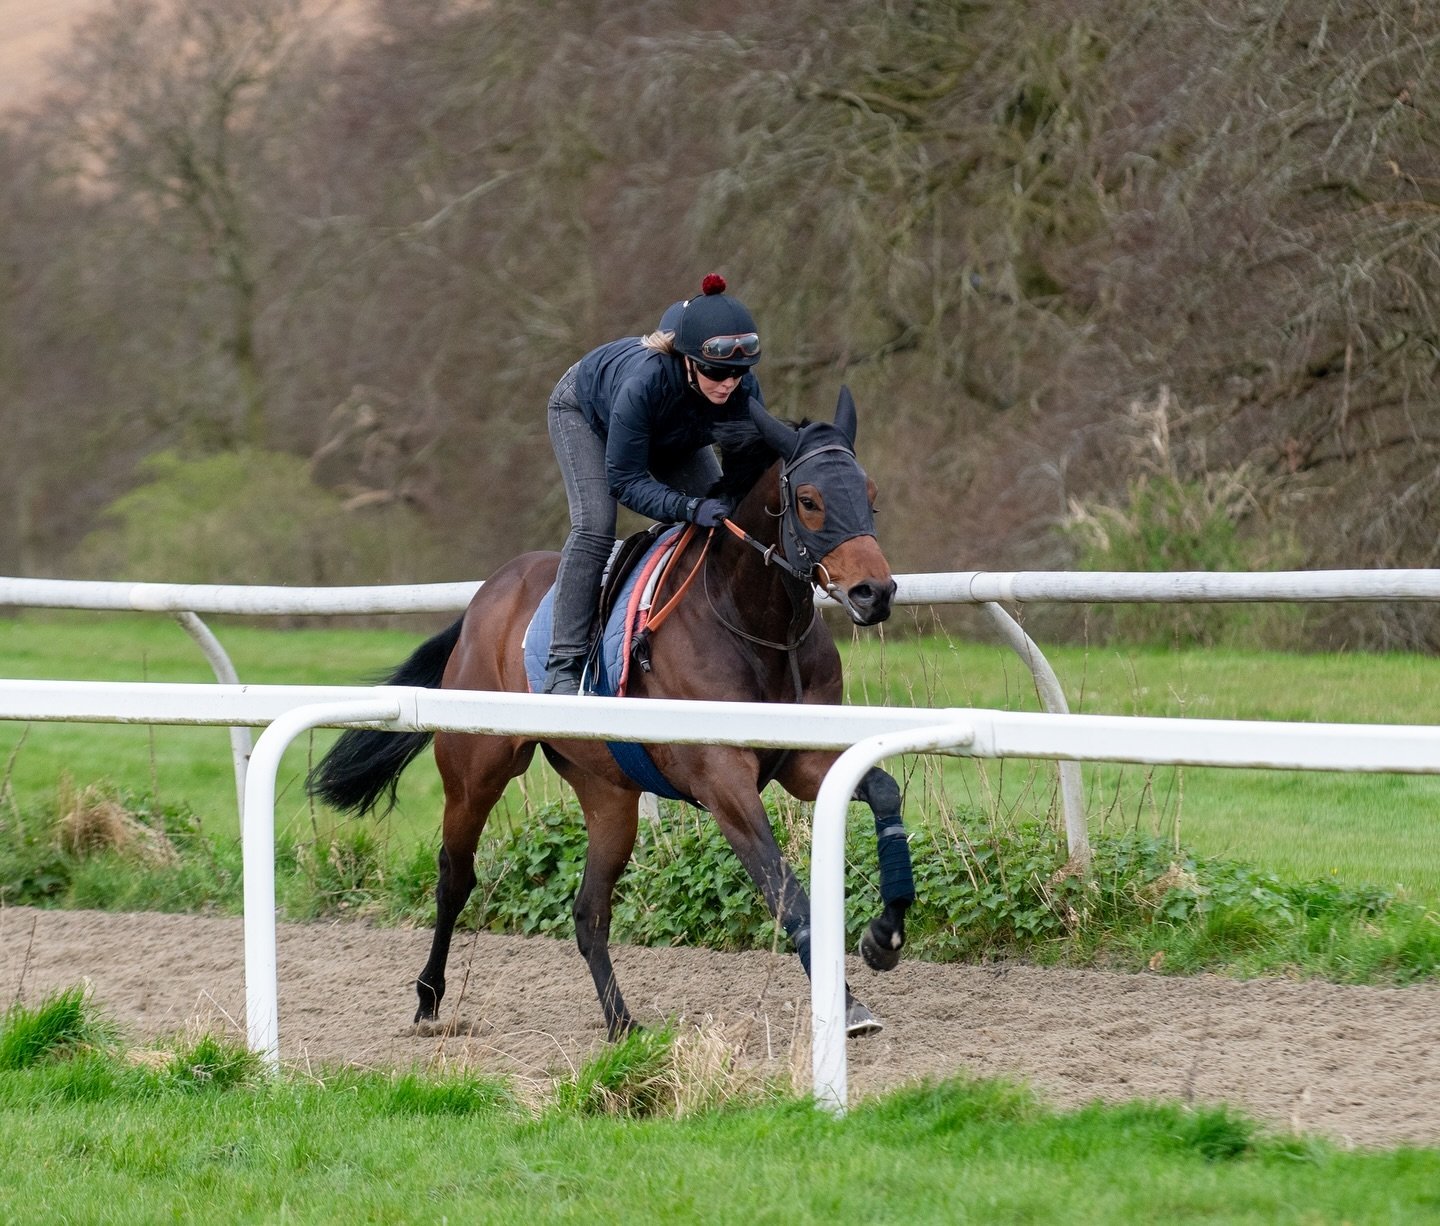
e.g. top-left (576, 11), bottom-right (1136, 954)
top-left (307, 388), bottom-right (917, 1038)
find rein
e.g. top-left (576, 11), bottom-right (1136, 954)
top-left (701, 535), bottom-right (813, 705)
top-left (719, 518), bottom-right (810, 582)
top-left (639, 439), bottom-right (864, 697)
top-left (702, 543), bottom-right (816, 654)
top-left (642, 524), bottom-right (710, 636)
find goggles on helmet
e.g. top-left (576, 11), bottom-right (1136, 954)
top-left (698, 332), bottom-right (761, 362)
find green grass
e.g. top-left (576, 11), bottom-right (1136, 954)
top-left (0, 992), bottom-right (1436, 1223)
top-left (4, 611), bottom-right (1440, 903)
top-left (843, 628), bottom-right (1440, 902)
top-left (0, 984), bottom-right (117, 1070)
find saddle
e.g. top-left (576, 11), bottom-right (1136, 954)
top-left (597, 522), bottom-right (670, 635)
top-left (521, 523), bottom-right (696, 804)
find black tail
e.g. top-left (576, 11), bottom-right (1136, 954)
top-left (305, 617), bottom-right (464, 816)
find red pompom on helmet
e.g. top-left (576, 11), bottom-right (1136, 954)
top-left (677, 273), bottom-right (761, 367)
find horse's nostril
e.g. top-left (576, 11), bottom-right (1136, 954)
top-left (844, 581), bottom-right (895, 625)
top-left (850, 581), bottom-right (895, 607)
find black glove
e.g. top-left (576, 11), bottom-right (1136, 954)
top-left (688, 497), bottom-right (730, 529)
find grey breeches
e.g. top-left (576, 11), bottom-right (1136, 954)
top-left (545, 364), bottom-right (720, 662)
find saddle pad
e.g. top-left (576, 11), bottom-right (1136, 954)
top-left (522, 528), bottom-right (698, 805)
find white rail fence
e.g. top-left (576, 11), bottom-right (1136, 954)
top-left (8, 568), bottom-right (1440, 870)
top-left (4, 678), bottom-right (1440, 1112)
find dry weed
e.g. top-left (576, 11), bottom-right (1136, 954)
top-left (54, 776), bottom-right (178, 868)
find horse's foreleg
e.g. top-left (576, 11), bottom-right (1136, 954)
top-left (569, 777), bottom-right (642, 1039)
top-left (854, 766), bottom-right (914, 972)
top-left (703, 779), bottom-right (881, 1036)
top-left (775, 754), bottom-right (916, 976)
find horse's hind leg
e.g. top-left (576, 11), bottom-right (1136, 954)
top-left (415, 733), bottom-right (534, 1024)
top-left (563, 770), bottom-right (642, 1039)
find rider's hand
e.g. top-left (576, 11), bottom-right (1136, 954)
top-left (688, 498), bottom-right (730, 529)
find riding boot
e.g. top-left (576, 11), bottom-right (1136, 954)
top-left (542, 651), bottom-right (586, 696)
top-left (544, 551), bottom-right (602, 696)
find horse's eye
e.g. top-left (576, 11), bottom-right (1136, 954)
top-left (799, 495), bottom-right (819, 511)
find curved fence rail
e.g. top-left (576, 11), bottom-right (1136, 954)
top-left (4, 678), bottom-right (1439, 1111)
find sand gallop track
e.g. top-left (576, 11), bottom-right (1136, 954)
top-left (4, 905), bottom-right (1438, 1149)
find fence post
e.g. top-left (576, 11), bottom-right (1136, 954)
top-left (810, 719), bottom-right (976, 1114)
top-left (171, 611), bottom-right (252, 827)
top-left (241, 697), bottom-right (404, 1067)
top-left (980, 602), bottom-right (1089, 869)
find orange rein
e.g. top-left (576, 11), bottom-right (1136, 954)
top-left (645, 515), bottom-right (809, 638)
top-left (639, 523), bottom-right (713, 636)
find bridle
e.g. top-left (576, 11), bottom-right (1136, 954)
top-left (718, 440), bottom-right (874, 622)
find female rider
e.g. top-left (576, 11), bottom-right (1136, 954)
top-left (541, 273), bottom-right (764, 695)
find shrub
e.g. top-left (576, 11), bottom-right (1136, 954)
top-left (0, 787), bottom-right (235, 912)
top-left (3, 785), bottom-right (1435, 986)
top-left (282, 824), bottom-right (390, 920)
top-left (69, 449), bottom-right (442, 590)
top-left (1061, 393), bottom-right (1306, 648)
top-left (550, 1025), bottom-right (764, 1119)
top-left (158, 1033), bottom-right (266, 1093)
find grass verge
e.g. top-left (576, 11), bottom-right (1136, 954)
top-left (7, 613), bottom-right (1440, 899)
top-left (2, 787), bottom-right (1435, 987)
top-left (0, 990), bottom-right (1436, 1223)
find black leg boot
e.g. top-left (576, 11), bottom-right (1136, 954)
top-left (542, 651), bottom-right (586, 696)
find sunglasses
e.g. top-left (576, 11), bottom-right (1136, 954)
top-left (692, 360), bottom-right (746, 382)
top-left (698, 332), bottom-right (761, 362)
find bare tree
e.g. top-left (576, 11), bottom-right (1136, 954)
top-left (44, 0), bottom-right (329, 448)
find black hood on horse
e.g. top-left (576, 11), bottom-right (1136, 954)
top-left (710, 390), bottom-right (892, 627)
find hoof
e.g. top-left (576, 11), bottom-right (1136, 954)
top-left (410, 1017), bottom-right (480, 1038)
top-left (606, 1018), bottom-right (641, 1042)
top-left (845, 1001), bottom-right (884, 1037)
top-left (859, 921), bottom-right (902, 972)
top-left (415, 979), bottom-right (442, 1023)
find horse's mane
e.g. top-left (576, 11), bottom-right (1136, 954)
top-left (708, 416), bottom-right (810, 503)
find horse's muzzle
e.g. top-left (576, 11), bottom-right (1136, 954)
top-left (842, 577), bottom-right (896, 626)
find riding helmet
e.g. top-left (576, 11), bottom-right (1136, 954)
top-left (675, 274), bottom-right (761, 368)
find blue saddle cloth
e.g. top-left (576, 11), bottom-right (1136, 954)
top-left (523, 528), bottom-right (698, 805)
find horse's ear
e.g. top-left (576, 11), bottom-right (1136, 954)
top-left (749, 398), bottom-right (801, 460)
top-left (834, 385), bottom-right (858, 449)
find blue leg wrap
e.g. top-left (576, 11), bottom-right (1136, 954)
top-left (786, 921), bottom-right (813, 976)
top-left (875, 816), bottom-right (915, 904)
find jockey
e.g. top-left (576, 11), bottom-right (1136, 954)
top-left (541, 273), bottom-right (765, 696)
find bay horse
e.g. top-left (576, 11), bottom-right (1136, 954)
top-left (308, 389), bottom-right (916, 1038)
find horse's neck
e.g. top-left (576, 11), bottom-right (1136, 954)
top-left (712, 465), bottom-right (810, 633)
top-left (729, 465), bottom-right (782, 550)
